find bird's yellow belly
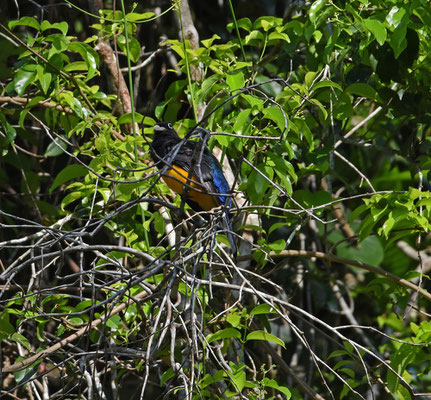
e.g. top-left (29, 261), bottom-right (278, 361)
top-left (163, 165), bottom-right (218, 211)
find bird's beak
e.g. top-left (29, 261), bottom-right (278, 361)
top-left (153, 125), bottom-right (164, 132)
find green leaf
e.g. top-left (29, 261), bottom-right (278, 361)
top-left (13, 68), bottom-right (37, 96)
top-left (199, 371), bottom-right (224, 389)
top-left (201, 34), bottom-right (221, 48)
top-left (206, 328), bottom-right (241, 343)
top-left (68, 42), bottom-right (99, 80)
top-left (197, 74), bottom-right (221, 103)
top-left (161, 368), bottom-right (175, 385)
top-left (228, 364), bottom-right (246, 392)
top-left (312, 80), bottom-right (343, 91)
top-left (45, 136), bottom-right (68, 157)
top-left (11, 333), bottom-right (31, 351)
top-left (350, 203), bottom-right (368, 222)
top-left (364, 18), bottom-right (387, 46)
top-left (41, 20), bottom-right (68, 35)
top-left (305, 71), bottom-right (317, 87)
top-left (46, 34), bottom-right (70, 59)
top-left (116, 35), bottom-right (141, 63)
top-left (60, 92), bottom-right (85, 118)
top-left (275, 168), bottom-right (292, 194)
top-left (115, 182), bottom-right (141, 202)
top-left (244, 30), bottom-right (265, 45)
top-left (292, 118), bottom-right (313, 148)
top-left (226, 71), bottom-right (245, 92)
top-left (127, 36), bottom-right (141, 63)
top-left (246, 330), bottom-right (285, 348)
top-left (386, 6), bottom-right (407, 30)
top-left (262, 107), bottom-right (288, 131)
top-left (268, 238), bottom-right (286, 253)
top-left (36, 65), bottom-right (52, 94)
top-left (50, 164), bottom-right (88, 195)
top-left (0, 313), bottom-right (14, 335)
top-left (389, 27), bottom-right (408, 59)
top-left (250, 304), bottom-right (276, 316)
top-left (248, 163), bottom-right (273, 204)
top-left (333, 92), bottom-right (354, 119)
top-left (345, 83), bottom-right (378, 101)
top-left (263, 378), bottom-right (291, 398)
top-left (226, 311), bottom-right (242, 328)
top-left (254, 16), bottom-right (283, 31)
top-left (9, 17), bottom-right (41, 31)
top-left (104, 314), bottom-right (120, 329)
top-left (309, 0), bottom-right (328, 24)
top-left (269, 151), bottom-right (297, 182)
top-left (118, 112), bottom-right (144, 124)
top-left (0, 113), bottom-right (17, 145)
top-left (268, 31), bottom-right (290, 43)
top-left (126, 12), bottom-right (155, 22)
top-left (336, 236), bottom-right (384, 266)
top-left (233, 109), bottom-right (251, 135)
top-left (241, 94), bottom-right (263, 110)
top-left (227, 18), bottom-right (252, 33)
top-left (380, 216), bottom-right (395, 238)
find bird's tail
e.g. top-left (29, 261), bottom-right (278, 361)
top-left (220, 210), bottom-right (237, 258)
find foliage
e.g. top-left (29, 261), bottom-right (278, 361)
top-left (1, 0), bottom-right (431, 399)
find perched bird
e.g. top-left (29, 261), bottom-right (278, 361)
top-left (151, 122), bottom-right (237, 256)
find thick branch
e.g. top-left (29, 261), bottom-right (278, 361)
top-left (95, 41), bottom-right (132, 117)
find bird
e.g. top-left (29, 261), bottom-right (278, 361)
top-left (151, 122), bottom-right (237, 257)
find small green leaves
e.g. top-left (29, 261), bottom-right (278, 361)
top-left (351, 189), bottom-right (431, 243)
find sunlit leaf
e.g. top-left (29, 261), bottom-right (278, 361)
top-left (245, 330), bottom-right (285, 348)
top-left (364, 18), bottom-right (387, 45)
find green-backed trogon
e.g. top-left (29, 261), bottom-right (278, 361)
top-left (151, 122), bottom-right (237, 257)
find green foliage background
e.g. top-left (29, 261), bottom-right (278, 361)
top-left (1, 0), bottom-right (431, 399)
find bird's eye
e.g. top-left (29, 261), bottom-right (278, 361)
top-left (168, 123), bottom-right (173, 129)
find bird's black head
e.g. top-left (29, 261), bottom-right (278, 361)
top-left (153, 122), bottom-right (178, 137)
top-left (151, 122), bottom-right (181, 160)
